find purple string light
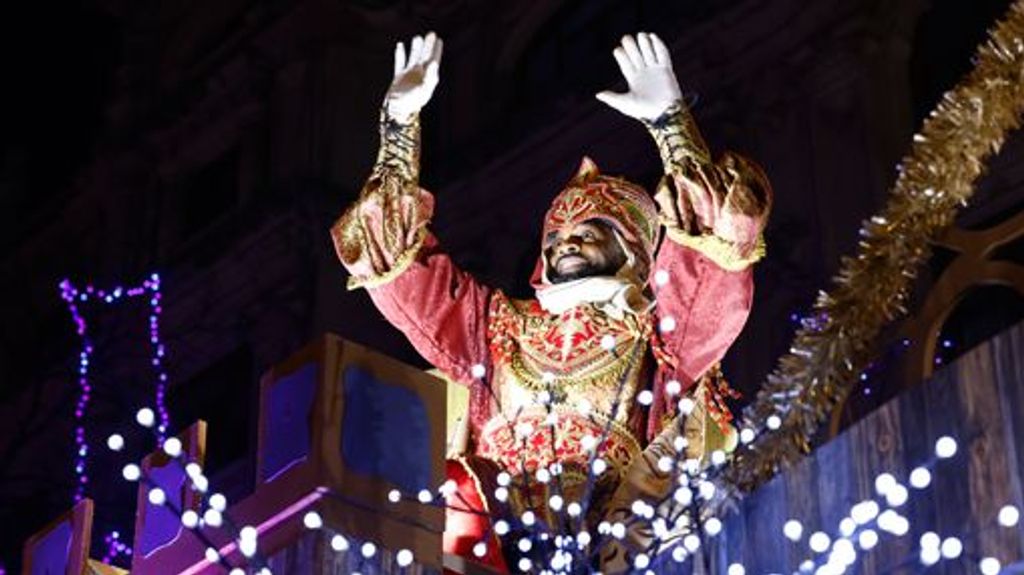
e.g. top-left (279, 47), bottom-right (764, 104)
top-left (101, 531), bottom-right (132, 564)
top-left (58, 273), bottom-right (170, 502)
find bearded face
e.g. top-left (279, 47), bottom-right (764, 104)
top-left (543, 219), bottom-right (628, 284)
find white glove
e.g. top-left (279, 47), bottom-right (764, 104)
top-left (385, 32), bottom-right (444, 122)
top-left (596, 33), bottom-right (682, 121)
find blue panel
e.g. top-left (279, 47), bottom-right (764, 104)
top-left (341, 366), bottom-right (432, 493)
top-left (263, 363), bottom-right (318, 482)
top-left (138, 462), bottom-right (186, 557)
top-left (30, 519), bottom-right (72, 575)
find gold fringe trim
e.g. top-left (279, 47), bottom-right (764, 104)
top-left (666, 230), bottom-right (766, 271)
top-left (345, 228), bottom-right (427, 290)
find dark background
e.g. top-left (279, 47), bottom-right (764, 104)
top-left (2, 0), bottom-right (1022, 570)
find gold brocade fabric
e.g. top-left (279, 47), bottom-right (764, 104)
top-left (479, 292), bottom-right (653, 522)
top-left (644, 100), bottom-right (772, 271)
top-left (330, 110), bottom-right (433, 289)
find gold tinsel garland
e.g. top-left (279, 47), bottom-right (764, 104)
top-left (722, 0), bottom-right (1024, 496)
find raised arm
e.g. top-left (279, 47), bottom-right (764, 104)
top-left (598, 33), bottom-right (771, 411)
top-left (331, 33), bottom-right (492, 385)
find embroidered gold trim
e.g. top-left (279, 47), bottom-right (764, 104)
top-left (452, 455), bottom-right (491, 515)
top-left (506, 337), bottom-right (644, 393)
top-left (643, 100), bottom-right (711, 169)
top-left (667, 229), bottom-right (766, 271)
top-left (345, 227), bottom-right (427, 290)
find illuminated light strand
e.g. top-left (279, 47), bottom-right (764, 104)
top-left (59, 273), bottom-right (170, 504)
top-left (106, 410), bottom-right (273, 574)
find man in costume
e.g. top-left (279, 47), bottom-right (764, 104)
top-left (331, 31), bottom-right (771, 571)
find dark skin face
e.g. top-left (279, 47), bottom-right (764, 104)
top-left (544, 219), bottom-right (628, 284)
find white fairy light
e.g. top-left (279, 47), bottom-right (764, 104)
top-left (471, 364), bottom-right (486, 378)
top-left (654, 269), bottom-right (670, 286)
top-left (388, 489), bottom-right (401, 503)
top-left (203, 508), bottom-right (223, 528)
top-left (473, 542), bottom-right (487, 558)
top-left (611, 522), bottom-right (626, 539)
top-left (783, 519), bottom-right (803, 541)
top-left (518, 558), bottom-right (532, 572)
top-left (665, 379), bottom-right (682, 396)
top-left (998, 504), bottom-right (1020, 527)
top-left (711, 450), bottom-right (726, 466)
top-left (494, 487), bottom-right (508, 502)
top-left (303, 511), bottom-right (322, 530)
top-left (185, 462), bottom-right (202, 478)
top-left (766, 415), bottom-right (782, 430)
top-left (147, 487), bottom-right (166, 506)
top-left (240, 526), bottom-right (257, 542)
top-left (239, 537), bottom-right (257, 558)
top-left (727, 564), bottom-right (745, 575)
top-left (330, 534), bottom-right (349, 552)
top-left (657, 456), bottom-right (673, 473)
top-left (205, 547), bottom-right (220, 563)
top-left (874, 473), bottom-right (897, 496)
top-left (514, 422), bottom-right (534, 438)
top-left (494, 520), bottom-right (509, 536)
top-left (674, 486), bottom-right (693, 506)
top-left (659, 316), bottom-right (677, 333)
top-left (674, 436), bottom-right (689, 452)
top-left (209, 493), bottom-right (227, 512)
top-left (600, 335), bottom-right (616, 350)
top-left (577, 531), bottom-right (591, 547)
top-left (877, 510), bottom-right (907, 535)
top-left (919, 531), bottom-right (940, 549)
top-left (192, 474), bottom-right (209, 493)
top-left (121, 464), bottom-right (141, 482)
top-left (537, 390), bottom-right (552, 404)
top-left (799, 560), bottom-right (815, 572)
top-left (831, 539), bottom-right (857, 566)
top-left (704, 517), bottom-right (723, 536)
top-left (396, 549), bottom-right (414, 567)
top-left (549, 495), bottom-right (563, 511)
top-left (631, 500), bottom-right (647, 517)
top-left (634, 554), bottom-right (650, 569)
top-left (839, 517), bottom-right (856, 537)
top-left (536, 468), bottom-right (551, 483)
top-left (698, 480), bottom-right (716, 499)
top-left (940, 537), bottom-right (962, 559)
top-left (909, 467), bottom-right (932, 489)
top-left (162, 437), bottom-right (183, 457)
top-left (919, 546), bottom-right (940, 567)
top-left (592, 458), bottom-right (607, 475)
top-left (136, 407), bottom-right (156, 428)
top-left (417, 489), bottom-right (432, 503)
top-left (106, 434), bottom-right (125, 451)
top-left (230, 569), bottom-right (244, 575)
top-left (672, 546), bottom-right (687, 563)
top-left (497, 472), bottom-right (511, 486)
top-left (361, 542), bottom-right (376, 558)
top-left (521, 510), bottom-right (536, 526)
top-left (809, 531), bottom-right (830, 553)
top-left (934, 436), bottom-right (957, 458)
top-left (850, 500), bottom-right (879, 525)
top-left (577, 399), bottom-right (593, 415)
top-left (678, 397), bottom-right (695, 415)
top-left (181, 510), bottom-right (199, 529)
top-left (541, 371), bottom-right (555, 384)
top-left (739, 428), bottom-right (755, 444)
top-left (885, 484), bottom-right (909, 507)
top-left (637, 390), bottom-right (653, 406)
top-left (683, 533), bottom-right (700, 552)
top-left (980, 557), bottom-right (1001, 575)
top-left (857, 529), bottom-right (878, 550)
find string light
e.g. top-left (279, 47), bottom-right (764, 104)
top-left (59, 273), bottom-right (171, 511)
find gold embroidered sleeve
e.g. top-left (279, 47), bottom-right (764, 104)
top-left (645, 101), bottom-right (772, 271)
top-left (330, 109), bottom-right (433, 290)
